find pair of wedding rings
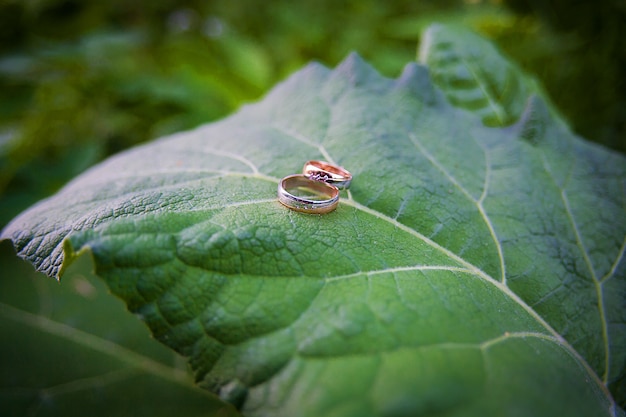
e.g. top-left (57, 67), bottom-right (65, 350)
top-left (277, 160), bottom-right (352, 214)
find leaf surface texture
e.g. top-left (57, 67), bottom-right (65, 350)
top-left (3, 25), bottom-right (625, 417)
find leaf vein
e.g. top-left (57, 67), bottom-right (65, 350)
top-left (339, 197), bottom-right (604, 385)
top-left (540, 153), bottom-right (610, 385)
top-left (271, 124), bottom-right (318, 148)
top-left (324, 265), bottom-right (474, 282)
top-left (409, 133), bottom-right (506, 282)
top-left (199, 148), bottom-right (260, 175)
top-left (601, 234), bottom-right (626, 283)
top-left (0, 302), bottom-right (207, 395)
top-left (409, 133), bottom-right (475, 201)
top-left (460, 53), bottom-right (507, 125)
top-left (473, 139), bottom-right (507, 284)
top-left (40, 368), bottom-right (139, 397)
top-left (57, 174), bottom-right (280, 215)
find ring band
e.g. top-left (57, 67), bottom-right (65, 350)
top-left (303, 160), bottom-right (352, 189)
top-left (278, 174), bottom-right (339, 214)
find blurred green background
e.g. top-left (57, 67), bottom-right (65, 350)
top-left (0, 0), bottom-right (624, 227)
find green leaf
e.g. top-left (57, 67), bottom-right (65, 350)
top-left (418, 23), bottom-right (554, 127)
top-left (0, 241), bottom-right (238, 417)
top-left (2, 26), bottom-right (625, 416)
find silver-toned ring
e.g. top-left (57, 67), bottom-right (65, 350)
top-left (303, 160), bottom-right (352, 189)
top-left (278, 174), bottom-right (339, 214)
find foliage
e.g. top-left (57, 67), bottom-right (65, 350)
top-left (0, 0), bottom-right (625, 227)
top-left (2, 23), bottom-right (625, 416)
top-left (0, 241), bottom-right (239, 416)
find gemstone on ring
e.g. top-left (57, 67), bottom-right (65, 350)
top-left (303, 160), bottom-right (352, 189)
top-left (277, 174), bottom-right (339, 214)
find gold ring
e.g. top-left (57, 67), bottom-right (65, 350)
top-left (277, 174), bottom-right (339, 214)
top-left (303, 160), bottom-right (352, 189)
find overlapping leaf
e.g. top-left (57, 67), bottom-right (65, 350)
top-left (2, 25), bottom-right (625, 416)
top-left (419, 23), bottom-right (555, 127)
top-left (0, 242), bottom-right (237, 417)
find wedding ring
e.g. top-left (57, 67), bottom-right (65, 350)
top-left (303, 160), bottom-right (352, 189)
top-left (278, 174), bottom-right (339, 214)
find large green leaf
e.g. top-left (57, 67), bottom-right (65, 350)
top-left (2, 25), bottom-right (625, 416)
